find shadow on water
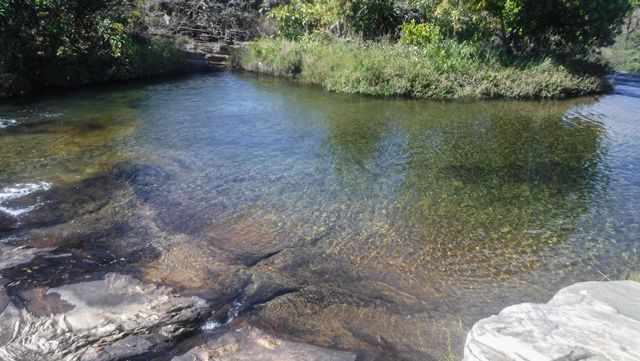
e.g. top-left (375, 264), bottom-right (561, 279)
top-left (0, 72), bottom-right (639, 360)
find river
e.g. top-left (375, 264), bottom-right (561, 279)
top-left (1, 72), bottom-right (639, 360)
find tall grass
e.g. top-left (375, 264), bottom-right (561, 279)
top-left (234, 37), bottom-right (607, 99)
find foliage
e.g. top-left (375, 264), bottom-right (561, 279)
top-left (401, 0), bottom-right (481, 41)
top-left (235, 37), bottom-right (606, 99)
top-left (267, 0), bottom-right (400, 39)
top-left (267, 0), bottom-right (343, 39)
top-left (0, 0), bottom-right (185, 90)
top-left (265, 0), bottom-right (632, 55)
top-left (467, 0), bottom-right (632, 54)
top-left (603, 4), bottom-right (640, 72)
top-left (345, 0), bottom-right (399, 38)
top-left (234, 37), bottom-right (303, 75)
top-left (400, 20), bottom-right (443, 46)
top-left (1, 0), bottom-right (118, 74)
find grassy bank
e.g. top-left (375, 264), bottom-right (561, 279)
top-left (234, 37), bottom-right (608, 99)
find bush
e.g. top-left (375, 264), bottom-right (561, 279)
top-left (267, 0), bottom-right (401, 39)
top-left (399, 20), bottom-right (443, 47)
top-left (345, 0), bottom-right (400, 38)
top-left (467, 0), bottom-right (631, 55)
top-left (0, 0), bottom-right (124, 75)
top-left (266, 0), bottom-right (633, 56)
top-left (268, 0), bottom-right (333, 39)
top-left (235, 38), bottom-right (303, 75)
top-left (0, 0), bottom-right (187, 94)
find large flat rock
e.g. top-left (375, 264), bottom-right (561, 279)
top-left (0, 273), bottom-right (210, 361)
top-left (172, 326), bottom-right (357, 361)
top-left (464, 281), bottom-right (640, 361)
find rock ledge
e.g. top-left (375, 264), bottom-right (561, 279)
top-left (0, 272), bottom-right (210, 361)
top-left (464, 280), bottom-right (640, 361)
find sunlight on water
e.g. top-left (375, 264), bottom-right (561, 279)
top-left (0, 73), bottom-right (639, 360)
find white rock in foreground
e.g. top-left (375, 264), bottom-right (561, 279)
top-left (0, 273), bottom-right (209, 361)
top-left (464, 281), bottom-right (640, 361)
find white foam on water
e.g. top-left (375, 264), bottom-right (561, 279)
top-left (201, 320), bottom-right (223, 331)
top-left (0, 204), bottom-right (39, 217)
top-left (0, 182), bottom-right (52, 202)
top-left (200, 301), bottom-right (243, 332)
top-left (0, 118), bottom-right (17, 129)
top-left (0, 182), bottom-right (52, 218)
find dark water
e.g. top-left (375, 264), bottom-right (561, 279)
top-left (1, 72), bottom-right (639, 360)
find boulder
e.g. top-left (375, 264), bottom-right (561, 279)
top-left (0, 273), bottom-right (210, 361)
top-left (464, 281), bottom-right (640, 361)
top-left (172, 326), bottom-right (357, 361)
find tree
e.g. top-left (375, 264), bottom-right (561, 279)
top-left (0, 0), bottom-right (131, 77)
top-left (468, 0), bottom-right (632, 54)
top-left (623, 0), bottom-right (640, 49)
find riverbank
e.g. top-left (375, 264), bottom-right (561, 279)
top-left (0, 41), bottom-right (191, 99)
top-left (0, 0), bottom-right (258, 100)
top-left (233, 38), bottom-right (609, 99)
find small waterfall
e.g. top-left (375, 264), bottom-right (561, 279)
top-left (607, 72), bottom-right (640, 98)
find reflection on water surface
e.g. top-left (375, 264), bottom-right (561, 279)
top-left (1, 72), bottom-right (639, 360)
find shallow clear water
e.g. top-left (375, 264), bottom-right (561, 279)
top-left (1, 72), bottom-right (639, 360)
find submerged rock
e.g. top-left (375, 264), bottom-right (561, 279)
top-left (0, 211), bottom-right (18, 232)
top-left (0, 273), bottom-right (210, 361)
top-left (172, 326), bottom-right (357, 361)
top-left (0, 245), bottom-right (53, 271)
top-left (464, 281), bottom-right (640, 361)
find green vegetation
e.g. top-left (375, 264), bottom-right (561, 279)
top-left (265, 0), bottom-right (631, 55)
top-left (0, 0), bottom-right (187, 97)
top-left (603, 4), bottom-right (640, 72)
top-left (236, 37), bottom-right (606, 99)
top-left (1, 0), bottom-right (636, 98)
top-left (236, 0), bottom-right (634, 99)
top-left (466, 0), bottom-right (631, 55)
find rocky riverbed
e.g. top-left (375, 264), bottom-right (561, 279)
top-left (0, 243), bottom-right (361, 361)
top-left (0, 161), bottom-right (394, 360)
top-left (1, 71), bottom-right (639, 360)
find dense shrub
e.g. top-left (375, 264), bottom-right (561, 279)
top-left (265, 0), bottom-right (633, 56)
top-left (267, 0), bottom-right (343, 39)
top-left (467, 0), bottom-right (632, 55)
top-left (0, 0), bottom-right (186, 91)
top-left (399, 20), bottom-right (443, 47)
top-left (235, 38), bottom-right (303, 75)
top-left (267, 0), bottom-right (401, 39)
top-left (345, 0), bottom-right (400, 38)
